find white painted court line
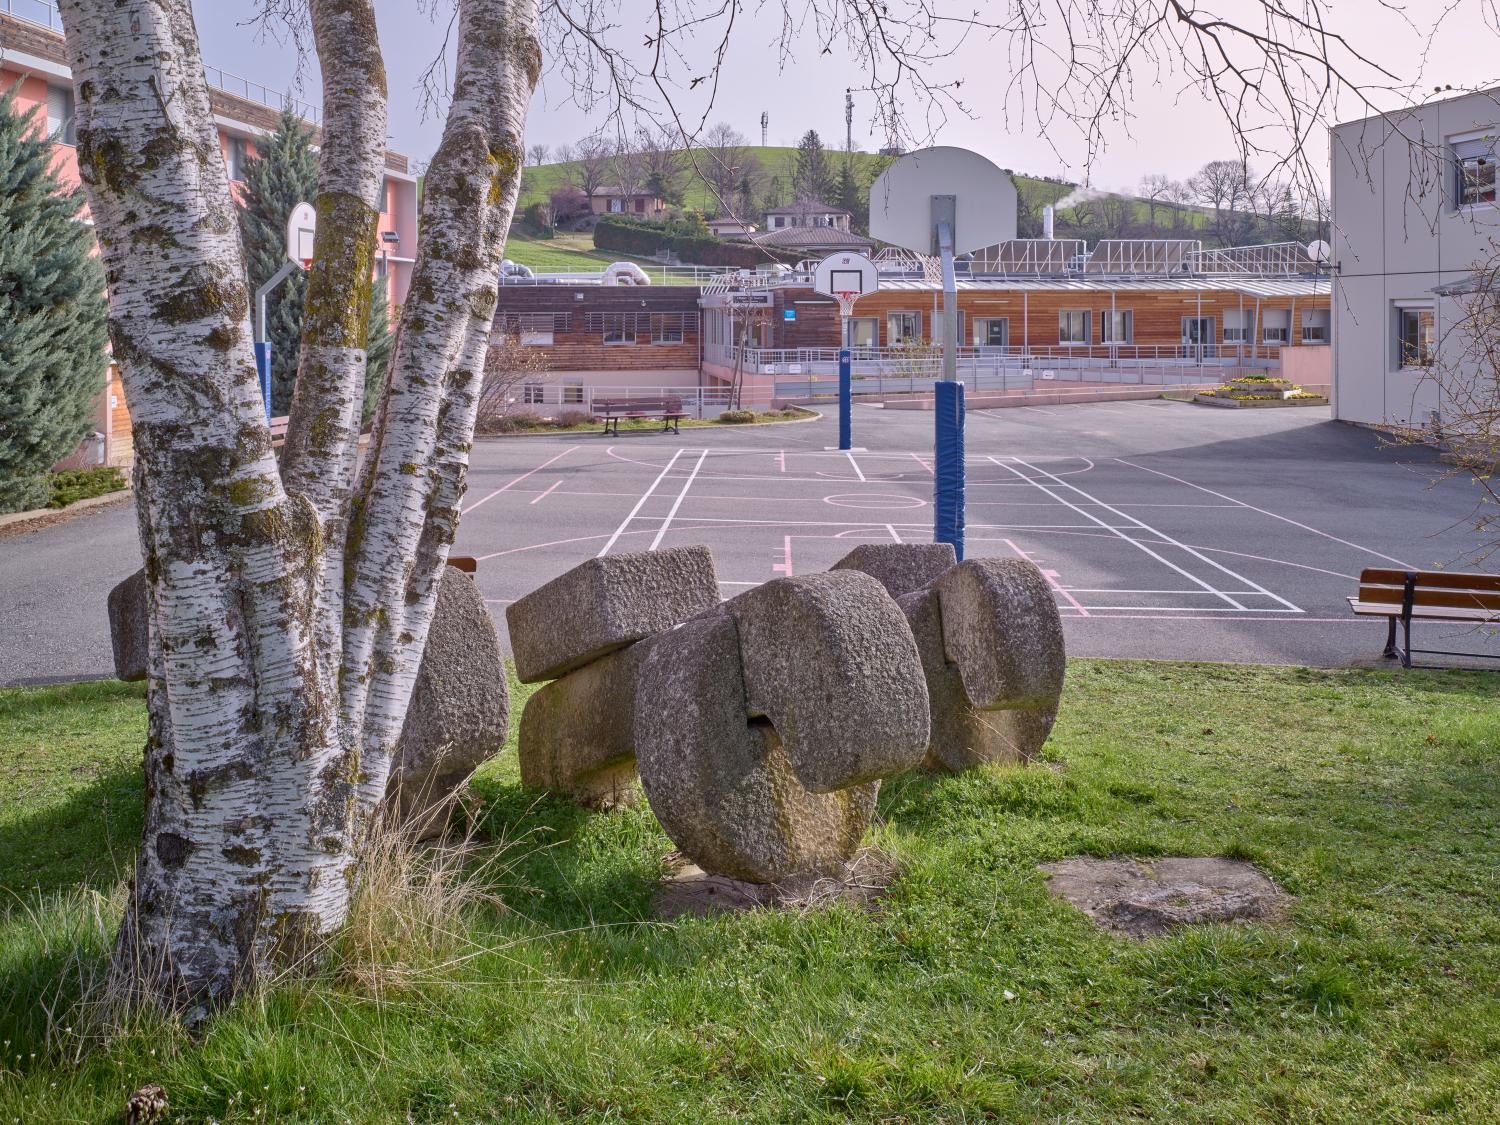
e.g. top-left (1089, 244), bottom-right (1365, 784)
top-left (886, 524), bottom-right (903, 543)
top-left (648, 449), bottom-right (709, 551)
top-left (1004, 455), bottom-right (1303, 613)
top-left (597, 448), bottom-right (685, 557)
top-left (1114, 458), bottom-right (1414, 569)
top-left (463, 445), bottom-right (576, 514)
top-left (846, 450), bottom-right (867, 482)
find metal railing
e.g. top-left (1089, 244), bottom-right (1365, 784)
top-left (2, 2), bottom-right (322, 124)
top-left (498, 384), bottom-right (776, 419)
top-left (202, 66), bottom-right (320, 124)
top-left (710, 342), bottom-right (1285, 381)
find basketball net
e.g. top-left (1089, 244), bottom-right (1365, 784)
top-left (301, 259), bottom-right (313, 271)
top-left (833, 290), bottom-right (860, 319)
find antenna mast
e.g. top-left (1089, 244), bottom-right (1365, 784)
top-left (760, 111), bottom-right (768, 147)
top-left (845, 89), bottom-right (854, 153)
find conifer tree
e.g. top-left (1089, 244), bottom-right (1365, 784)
top-left (833, 159), bottom-right (869, 233)
top-left (793, 129), bottom-right (834, 202)
top-left (0, 87), bottom-right (109, 513)
top-left (238, 106), bottom-right (391, 419)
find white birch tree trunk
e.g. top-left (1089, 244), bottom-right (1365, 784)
top-left (57, 0), bottom-right (537, 1017)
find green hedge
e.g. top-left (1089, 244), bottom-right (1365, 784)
top-left (593, 217), bottom-right (798, 268)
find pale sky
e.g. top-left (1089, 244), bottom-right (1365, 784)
top-left (188, 0), bottom-right (1500, 191)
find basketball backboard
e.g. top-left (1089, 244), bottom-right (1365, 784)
top-left (286, 202), bottom-right (317, 266)
top-left (812, 252), bottom-right (879, 298)
top-left (869, 147), bottom-right (1016, 256)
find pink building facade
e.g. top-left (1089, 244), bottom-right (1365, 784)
top-left (0, 5), bottom-right (419, 309)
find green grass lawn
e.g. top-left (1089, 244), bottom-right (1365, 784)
top-left (4, 662), bottom-right (1500, 1121)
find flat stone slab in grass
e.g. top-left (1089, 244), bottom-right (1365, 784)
top-left (506, 545), bottom-right (719, 683)
top-left (654, 849), bottom-right (898, 919)
top-left (830, 542), bottom-right (956, 599)
top-left (1038, 856), bottom-right (1289, 939)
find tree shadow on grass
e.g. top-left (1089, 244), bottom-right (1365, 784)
top-left (0, 762), bottom-right (141, 900)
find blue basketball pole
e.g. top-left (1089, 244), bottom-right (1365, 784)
top-left (254, 342), bottom-right (273, 420)
top-left (837, 347), bottom-right (852, 450)
top-left (932, 212), bottom-right (965, 560)
top-left (933, 380), bottom-right (965, 559)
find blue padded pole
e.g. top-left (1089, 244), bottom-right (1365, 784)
top-left (254, 342), bottom-right (273, 421)
top-left (933, 379), bottom-right (965, 559)
top-left (838, 346), bottom-right (852, 450)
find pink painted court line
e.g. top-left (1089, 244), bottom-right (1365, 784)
top-left (529, 479), bottom-right (563, 505)
top-left (462, 446), bottom-right (577, 515)
top-left (1004, 538), bottom-right (1089, 617)
top-left (773, 535), bottom-right (794, 577)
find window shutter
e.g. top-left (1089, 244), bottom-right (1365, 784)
top-left (1454, 138), bottom-right (1493, 160)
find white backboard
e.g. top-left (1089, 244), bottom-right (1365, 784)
top-left (869, 147), bottom-right (1016, 256)
top-left (286, 202), bottom-right (317, 265)
top-left (812, 252), bottom-right (879, 299)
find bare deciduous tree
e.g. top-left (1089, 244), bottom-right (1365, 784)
top-left (476, 330), bottom-right (552, 425)
top-left (1190, 160), bottom-right (1257, 246)
top-left (58, 0), bottom-right (536, 1017)
top-left (1139, 173), bottom-right (1172, 227)
top-left (567, 133), bottom-right (613, 200)
top-left (527, 142), bottom-right (550, 166)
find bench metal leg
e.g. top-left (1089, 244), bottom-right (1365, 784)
top-left (1382, 617), bottom-right (1398, 659)
top-left (1402, 613), bottom-right (1413, 669)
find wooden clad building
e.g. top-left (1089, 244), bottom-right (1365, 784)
top-left (757, 279), bottom-right (1330, 354)
top-left (494, 285), bottom-right (703, 388)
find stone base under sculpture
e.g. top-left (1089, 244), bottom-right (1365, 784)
top-left (653, 848), bottom-right (899, 919)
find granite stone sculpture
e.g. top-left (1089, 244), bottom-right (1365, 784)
top-left (507, 545), bottom-right (720, 807)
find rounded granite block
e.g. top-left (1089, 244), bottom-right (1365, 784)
top-left (386, 565), bottom-right (511, 838)
top-left (724, 572), bottom-right (930, 793)
top-left (505, 545), bottom-right (720, 683)
top-left (517, 641), bottom-right (647, 808)
top-left (898, 558), bottom-right (1065, 770)
top-left (934, 558), bottom-right (1066, 715)
top-left (635, 613), bottom-right (879, 884)
top-left (106, 569), bottom-right (149, 682)
top-left (830, 542), bottom-right (957, 599)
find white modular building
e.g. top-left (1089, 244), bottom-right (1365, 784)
top-left (1331, 88), bottom-right (1500, 426)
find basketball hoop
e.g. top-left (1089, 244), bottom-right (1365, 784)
top-left (833, 290), bottom-right (860, 319)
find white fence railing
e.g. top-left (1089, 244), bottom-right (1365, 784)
top-left (498, 384), bottom-right (776, 419)
top-left (709, 343), bottom-right (1287, 388)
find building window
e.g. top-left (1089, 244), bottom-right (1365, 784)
top-left (225, 135), bottom-right (249, 182)
top-left (1454, 137), bottom-right (1497, 207)
top-left (522, 383), bottom-right (546, 404)
top-left (1261, 309), bottom-right (1291, 345)
top-left (1396, 304), bottom-right (1436, 367)
top-left (1101, 310), bottom-right (1133, 344)
top-left (651, 314), bottom-right (687, 344)
top-left (520, 329), bottom-right (554, 346)
top-left (596, 314), bottom-right (638, 345)
top-left (933, 311), bottom-right (966, 347)
top-left (563, 381), bottom-right (585, 404)
top-left (1059, 309), bottom-right (1090, 345)
top-left (887, 311), bottom-right (922, 344)
top-left (609, 198), bottom-right (624, 213)
top-left (974, 318), bottom-right (1009, 348)
top-left (1301, 309), bottom-right (1330, 344)
top-left (1223, 309), bottom-right (1253, 344)
top-left (46, 84), bottom-right (76, 146)
top-left (846, 317), bottom-right (878, 348)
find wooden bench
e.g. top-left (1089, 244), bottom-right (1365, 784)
top-left (1349, 568), bottom-right (1500, 667)
top-left (593, 397), bottom-right (687, 436)
top-left (270, 415), bottom-right (290, 448)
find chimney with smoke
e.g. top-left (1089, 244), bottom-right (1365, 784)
top-left (1043, 204), bottom-right (1055, 240)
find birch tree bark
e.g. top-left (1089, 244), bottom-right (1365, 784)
top-left (57, 0), bottom-right (536, 1018)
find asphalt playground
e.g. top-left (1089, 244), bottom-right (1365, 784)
top-left (4, 399), bottom-right (1497, 686)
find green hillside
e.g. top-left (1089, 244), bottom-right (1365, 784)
top-left (520, 146), bottom-right (1078, 215)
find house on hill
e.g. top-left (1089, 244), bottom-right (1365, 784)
top-left (763, 200), bottom-right (853, 231)
top-left (591, 186), bottom-right (667, 216)
top-left (749, 223), bottom-right (875, 255)
top-left (707, 216), bottom-right (758, 238)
